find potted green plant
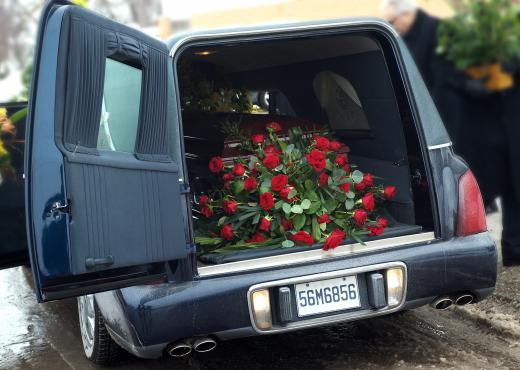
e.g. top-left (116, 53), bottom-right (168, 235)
top-left (437, 0), bottom-right (520, 91)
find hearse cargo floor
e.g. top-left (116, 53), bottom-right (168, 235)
top-left (197, 223), bottom-right (423, 265)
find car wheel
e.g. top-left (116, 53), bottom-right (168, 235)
top-left (78, 294), bottom-right (123, 365)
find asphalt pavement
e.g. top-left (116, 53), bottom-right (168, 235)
top-left (0, 212), bottom-right (519, 370)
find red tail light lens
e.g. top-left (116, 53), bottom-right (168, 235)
top-left (456, 170), bottom-right (487, 236)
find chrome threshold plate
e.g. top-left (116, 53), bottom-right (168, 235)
top-left (197, 232), bottom-right (435, 278)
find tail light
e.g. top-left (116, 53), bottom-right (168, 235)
top-left (456, 170), bottom-right (487, 236)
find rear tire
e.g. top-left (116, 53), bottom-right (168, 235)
top-left (78, 295), bottom-right (123, 366)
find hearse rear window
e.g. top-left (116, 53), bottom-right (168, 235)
top-left (97, 58), bottom-right (142, 153)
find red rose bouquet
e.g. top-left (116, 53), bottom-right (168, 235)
top-left (195, 123), bottom-right (396, 253)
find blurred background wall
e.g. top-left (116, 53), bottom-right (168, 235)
top-left (179, 0), bottom-right (452, 31)
top-left (0, 0), bottom-right (452, 101)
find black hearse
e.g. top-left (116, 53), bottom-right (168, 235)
top-left (0, 0), bottom-right (497, 365)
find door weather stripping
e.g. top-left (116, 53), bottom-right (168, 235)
top-left (197, 232), bottom-right (435, 278)
top-left (169, 19), bottom-right (399, 57)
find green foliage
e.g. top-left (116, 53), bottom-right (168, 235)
top-left (293, 214), bottom-right (306, 230)
top-left (221, 119), bottom-right (256, 152)
top-left (9, 107), bottom-right (27, 124)
top-left (437, 0), bottom-right (520, 70)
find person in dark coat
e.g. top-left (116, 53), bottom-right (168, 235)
top-left (497, 75), bottom-right (520, 265)
top-left (428, 39), bottom-right (520, 267)
top-left (383, 0), bottom-right (520, 266)
top-left (382, 0), bottom-right (439, 89)
top-left (451, 72), bottom-right (520, 266)
top-left (382, 0), bottom-right (473, 147)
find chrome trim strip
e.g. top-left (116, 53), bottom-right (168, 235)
top-left (247, 262), bottom-right (407, 334)
top-left (428, 142), bottom-right (452, 150)
top-left (197, 232), bottom-right (435, 278)
top-left (169, 19), bottom-right (398, 57)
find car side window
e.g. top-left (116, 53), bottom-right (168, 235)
top-left (97, 58), bottom-right (142, 153)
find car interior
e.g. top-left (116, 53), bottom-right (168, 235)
top-left (175, 32), bottom-right (435, 264)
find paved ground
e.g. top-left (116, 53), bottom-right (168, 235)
top-left (1, 213), bottom-right (519, 370)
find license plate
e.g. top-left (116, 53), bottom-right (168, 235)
top-left (295, 276), bottom-right (361, 317)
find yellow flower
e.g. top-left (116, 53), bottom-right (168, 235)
top-left (0, 108), bottom-right (6, 119)
top-left (0, 140), bottom-right (8, 158)
top-left (71, 0), bottom-right (88, 8)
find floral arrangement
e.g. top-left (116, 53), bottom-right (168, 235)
top-left (178, 60), bottom-right (252, 113)
top-left (195, 122), bottom-right (396, 254)
top-left (0, 108), bottom-right (16, 182)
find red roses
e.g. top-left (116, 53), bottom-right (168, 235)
top-left (334, 154), bottom-right (348, 167)
top-left (259, 217), bottom-right (271, 232)
top-left (323, 228), bottom-right (346, 251)
top-left (363, 173), bottom-right (373, 187)
top-left (317, 214), bottom-right (331, 224)
top-left (355, 182), bottom-right (366, 192)
top-left (329, 140), bottom-right (343, 152)
top-left (247, 232), bottom-right (266, 243)
top-left (279, 186), bottom-right (296, 202)
top-left (339, 179), bottom-right (350, 193)
top-left (199, 195), bottom-right (213, 217)
top-left (251, 134), bottom-right (265, 145)
top-left (259, 192), bottom-right (274, 211)
top-left (244, 177), bottom-right (258, 192)
top-left (264, 144), bottom-right (282, 156)
top-left (290, 231), bottom-right (314, 245)
top-left (306, 149), bottom-right (326, 172)
top-left (220, 224), bottom-right (234, 241)
top-left (223, 200), bottom-right (238, 215)
top-left (200, 206), bottom-right (213, 218)
top-left (384, 186), bottom-right (396, 199)
top-left (368, 226), bottom-right (383, 236)
top-left (318, 172), bottom-right (329, 187)
top-left (266, 121), bottom-right (282, 132)
top-left (362, 193), bottom-right (375, 212)
top-left (209, 156), bottom-right (224, 173)
top-left (263, 154), bottom-right (280, 170)
top-left (232, 163), bottom-right (245, 176)
top-left (197, 124), bottom-right (397, 254)
top-left (368, 217), bottom-right (389, 237)
top-left (271, 174), bottom-right (288, 192)
top-left (281, 218), bottom-right (293, 230)
top-left (223, 173), bottom-right (234, 182)
top-left (314, 135), bottom-right (330, 151)
top-left (353, 209), bottom-right (367, 225)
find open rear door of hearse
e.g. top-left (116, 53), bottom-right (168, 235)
top-left (26, 1), bottom-right (190, 302)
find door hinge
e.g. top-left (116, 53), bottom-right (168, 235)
top-left (180, 183), bottom-right (191, 195)
top-left (47, 201), bottom-right (71, 220)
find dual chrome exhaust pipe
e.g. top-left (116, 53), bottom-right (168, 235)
top-left (431, 293), bottom-right (474, 310)
top-left (167, 337), bottom-right (217, 358)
